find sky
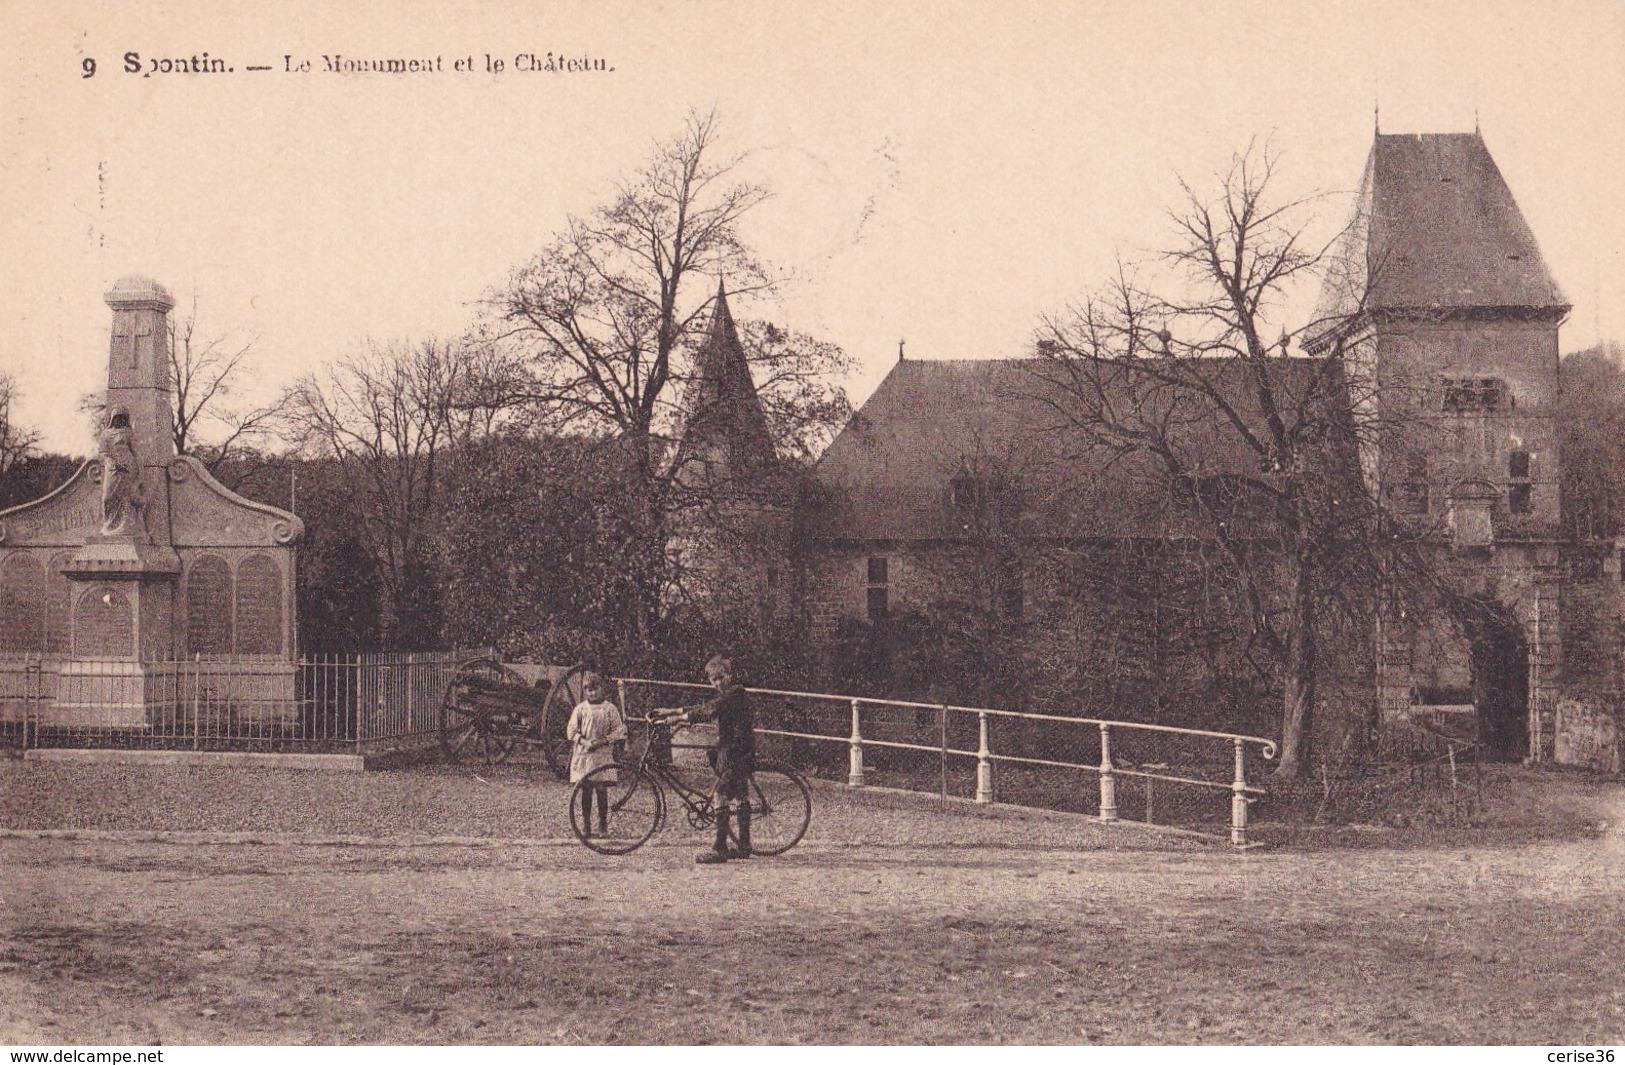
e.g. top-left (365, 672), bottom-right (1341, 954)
top-left (3, 0), bottom-right (1623, 454)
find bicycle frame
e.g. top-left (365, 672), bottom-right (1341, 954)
top-left (633, 720), bottom-right (725, 827)
top-left (569, 714), bottom-right (813, 856)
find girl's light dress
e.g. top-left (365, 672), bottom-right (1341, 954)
top-left (567, 699), bottom-right (627, 783)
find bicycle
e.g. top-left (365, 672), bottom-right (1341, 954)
top-left (568, 712), bottom-right (812, 856)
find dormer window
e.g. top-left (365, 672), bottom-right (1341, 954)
top-left (1441, 377), bottom-right (1512, 413)
top-left (950, 472), bottom-right (988, 513)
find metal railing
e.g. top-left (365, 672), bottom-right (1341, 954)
top-left (0, 650), bottom-right (478, 755)
top-left (614, 678), bottom-right (1277, 846)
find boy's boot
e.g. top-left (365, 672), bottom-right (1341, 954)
top-left (728, 804), bottom-right (752, 859)
top-left (697, 806), bottom-right (730, 864)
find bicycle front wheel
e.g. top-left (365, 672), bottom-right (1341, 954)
top-left (741, 762), bottom-right (811, 856)
top-left (570, 764), bottom-right (663, 855)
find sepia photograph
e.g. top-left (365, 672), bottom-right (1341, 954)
top-left (1, 0), bottom-right (1623, 1049)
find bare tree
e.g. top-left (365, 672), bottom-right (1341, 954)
top-left (0, 371), bottom-right (42, 486)
top-left (484, 110), bottom-right (850, 668)
top-left (489, 109), bottom-right (772, 444)
top-left (285, 337), bottom-right (524, 648)
top-left (1032, 146), bottom-right (1383, 780)
top-left (167, 294), bottom-right (293, 470)
top-left (1560, 342), bottom-right (1625, 542)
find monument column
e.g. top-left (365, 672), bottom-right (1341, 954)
top-left (104, 276), bottom-right (179, 476)
top-left (61, 277), bottom-right (184, 720)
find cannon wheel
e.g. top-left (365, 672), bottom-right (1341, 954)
top-left (440, 656), bottom-right (525, 765)
top-left (539, 663), bottom-right (595, 781)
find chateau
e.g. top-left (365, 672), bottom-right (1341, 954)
top-left (686, 131), bottom-right (1620, 770)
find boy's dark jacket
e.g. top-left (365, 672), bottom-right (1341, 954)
top-left (685, 683), bottom-right (756, 772)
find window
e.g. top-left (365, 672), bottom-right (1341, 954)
top-left (998, 558), bottom-right (1024, 622)
top-left (1508, 450), bottom-right (1533, 515)
top-left (865, 556), bottom-right (889, 622)
top-left (1397, 455), bottom-right (1429, 516)
top-left (1441, 377), bottom-right (1512, 413)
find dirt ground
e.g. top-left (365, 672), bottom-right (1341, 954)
top-left (1, 762), bottom-right (1623, 1045)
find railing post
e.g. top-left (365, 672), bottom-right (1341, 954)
top-left (847, 698), bottom-right (865, 787)
top-left (1098, 723), bottom-right (1117, 821)
top-left (975, 711), bottom-right (994, 804)
top-left (1231, 738), bottom-right (1249, 846)
top-left (191, 654), bottom-right (201, 751)
top-left (23, 657), bottom-right (39, 752)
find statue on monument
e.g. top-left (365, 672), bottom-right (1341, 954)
top-left (98, 408), bottom-right (141, 537)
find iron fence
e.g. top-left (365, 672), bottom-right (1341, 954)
top-left (0, 650), bottom-right (481, 755)
top-left (0, 651), bottom-right (1278, 843)
top-left (614, 677), bottom-right (1277, 845)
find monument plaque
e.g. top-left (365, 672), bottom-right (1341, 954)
top-left (185, 555), bottom-right (233, 656)
top-left (234, 555), bottom-right (283, 656)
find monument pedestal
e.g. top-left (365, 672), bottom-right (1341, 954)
top-left (52, 659), bottom-right (159, 729)
top-left (55, 539), bottom-right (181, 726)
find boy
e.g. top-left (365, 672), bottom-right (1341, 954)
top-left (658, 654), bottom-right (755, 864)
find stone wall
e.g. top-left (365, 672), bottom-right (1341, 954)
top-left (1554, 693), bottom-right (1621, 773)
top-left (801, 538), bottom-right (1374, 743)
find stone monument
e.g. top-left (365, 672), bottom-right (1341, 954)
top-left (0, 276), bottom-right (303, 730)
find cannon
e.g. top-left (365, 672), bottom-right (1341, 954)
top-left (437, 656), bottom-right (595, 780)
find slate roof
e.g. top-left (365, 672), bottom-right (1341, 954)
top-left (1313, 132), bottom-right (1567, 334)
top-left (804, 356), bottom-right (1346, 543)
top-left (678, 282), bottom-right (776, 467)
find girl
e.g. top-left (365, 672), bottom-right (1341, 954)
top-left (566, 673), bottom-right (626, 837)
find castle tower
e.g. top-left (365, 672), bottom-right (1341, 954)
top-left (676, 281), bottom-right (778, 484)
top-left (1309, 132), bottom-right (1569, 760)
top-left (669, 282), bottom-right (795, 635)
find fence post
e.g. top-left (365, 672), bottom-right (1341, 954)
top-left (191, 654), bottom-right (201, 750)
top-left (23, 656), bottom-right (39, 752)
top-left (1231, 738), bottom-right (1249, 846)
top-left (1098, 723), bottom-right (1117, 821)
top-left (975, 711), bottom-right (994, 804)
top-left (939, 703), bottom-right (949, 800)
top-left (617, 678), bottom-right (629, 726)
top-left (847, 698), bottom-right (865, 787)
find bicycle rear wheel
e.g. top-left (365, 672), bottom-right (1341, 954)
top-left (740, 762), bottom-right (811, 856)
top-left (570, 764), bottom-right (663, 855)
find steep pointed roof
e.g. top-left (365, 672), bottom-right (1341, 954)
top-left (679, 282), bottom-right (776, 465)
top-left (1322, 133), bottom-right (1568, 322)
